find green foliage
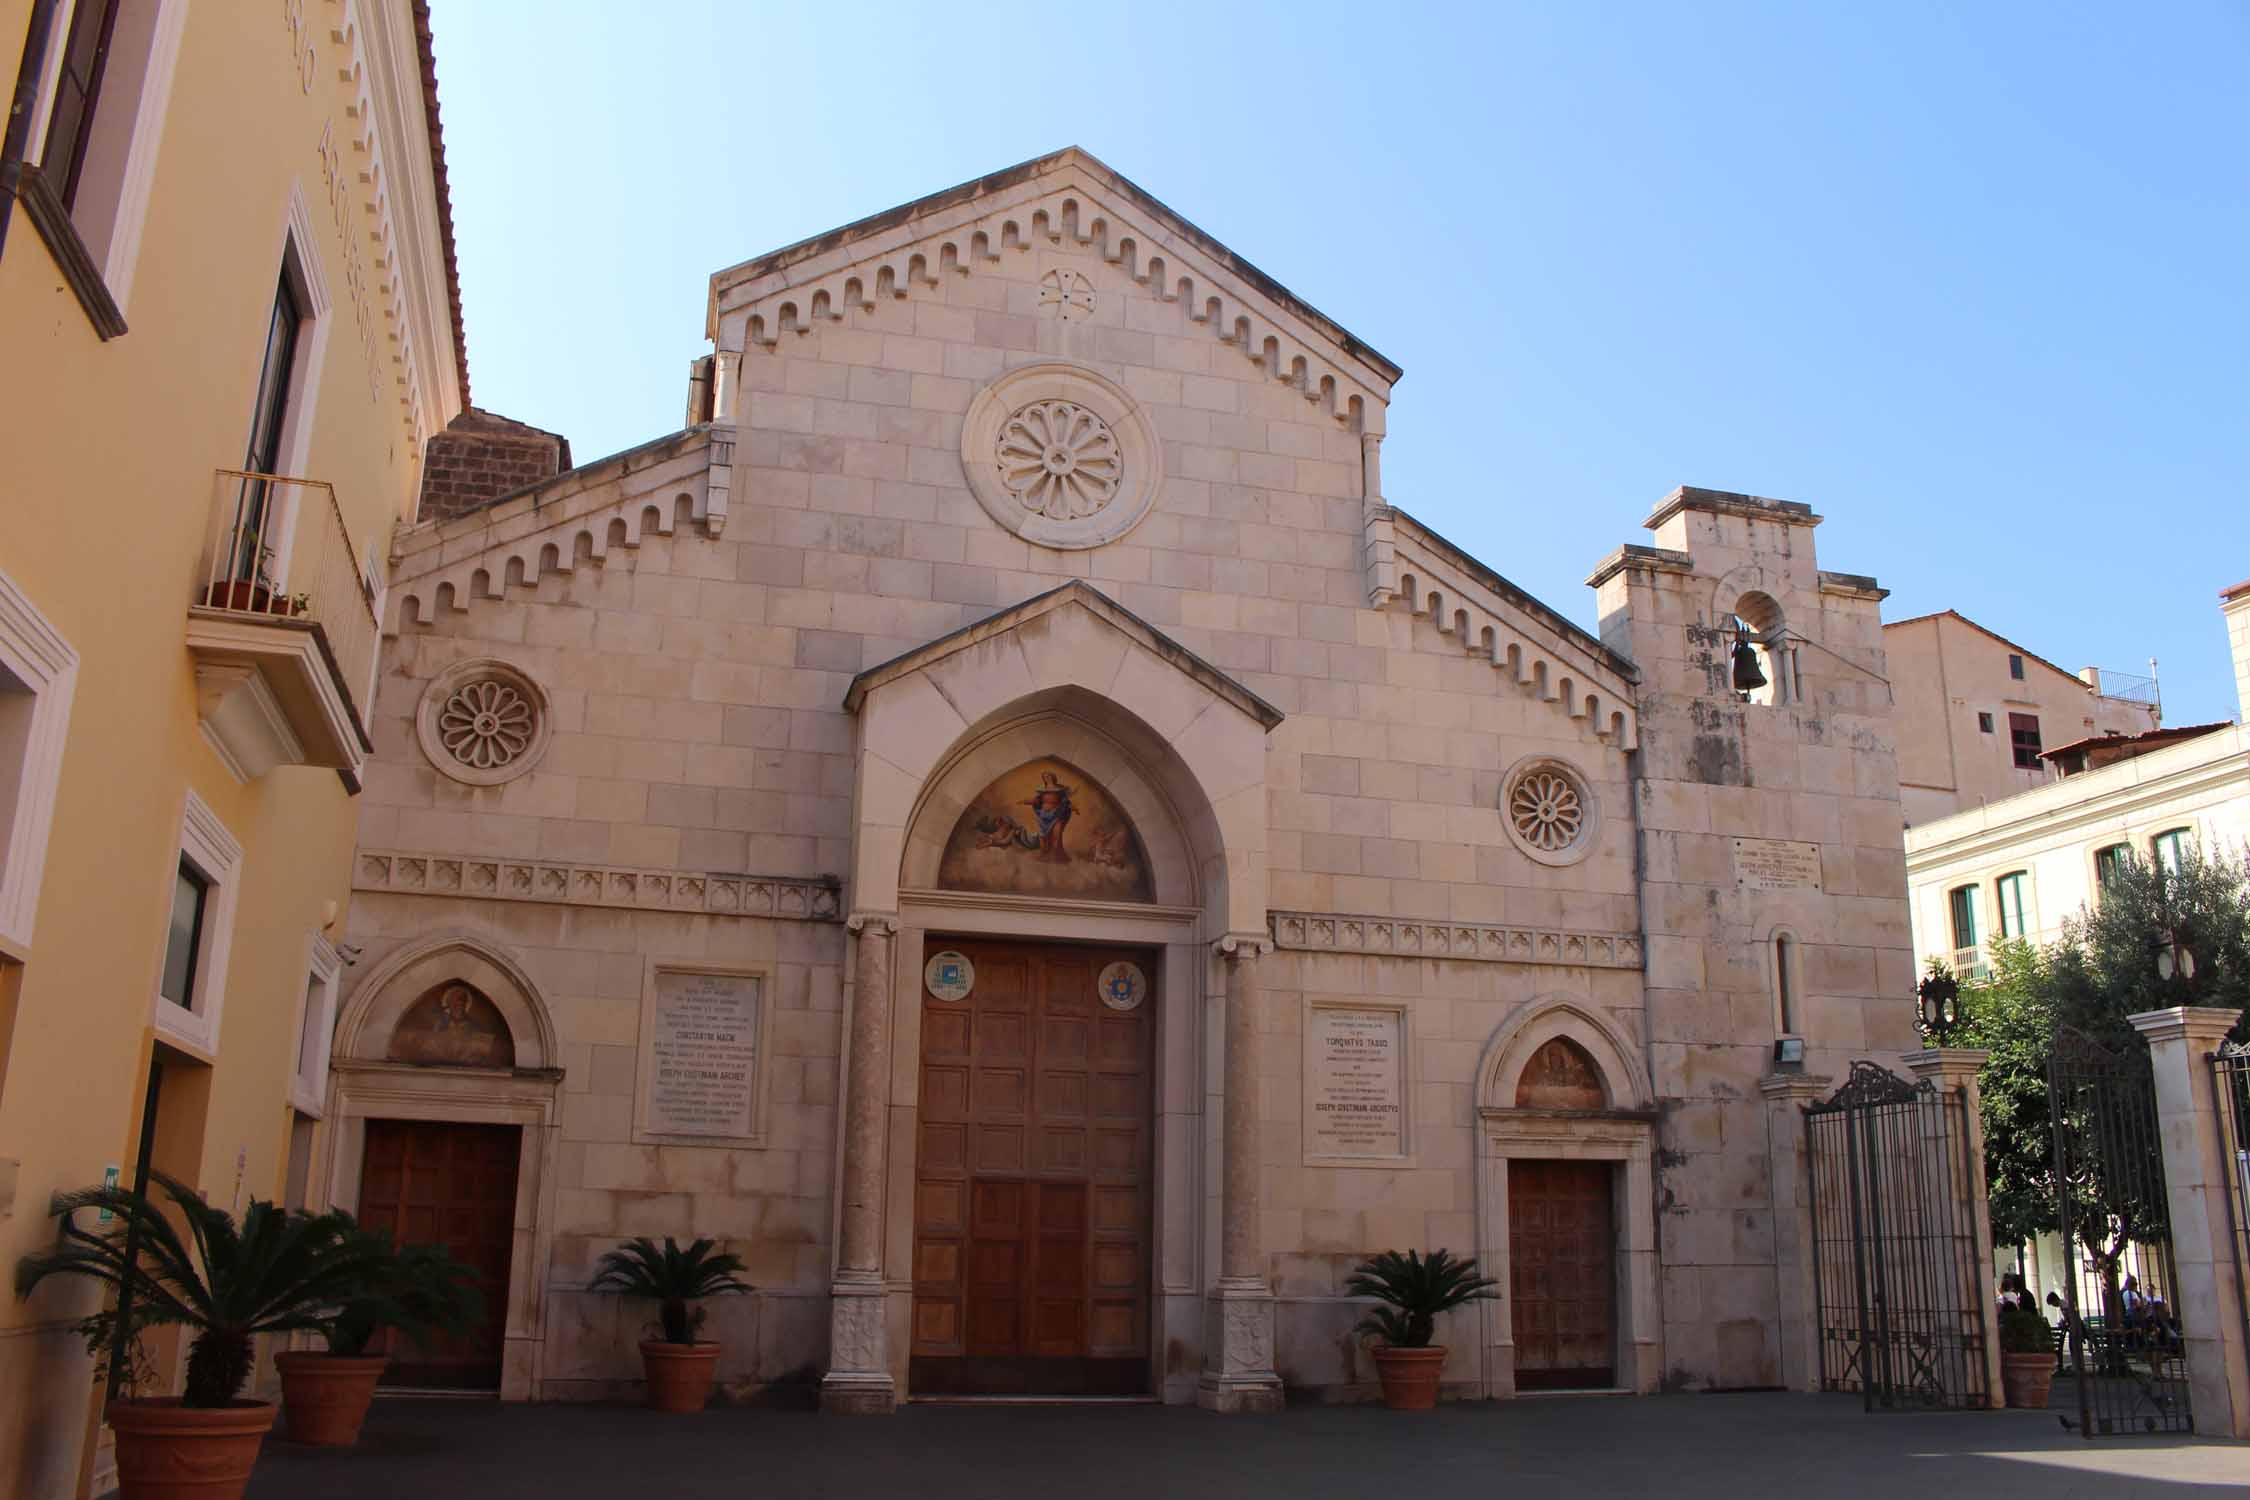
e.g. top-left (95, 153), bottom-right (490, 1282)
top-left (1957, 846), bottom-right (2250, 1257)
top-left (13, 1173), bottom-right (391, 1407)
top-left (324, 1231), bottom-right (484, 1358)
top-left (1344, 1248), bottom-right (1496, 1349)
top-left (588, 1237), bottom-right (752, 1345)
top-left (1998, 1302), bottom-right (2054, 1355)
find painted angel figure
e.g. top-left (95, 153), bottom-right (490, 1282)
top-left (1021, 770), bottom-right (1076, 863)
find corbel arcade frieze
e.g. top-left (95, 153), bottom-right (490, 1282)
top-left (1269, 911), bottom-right (1644, 970)
top-left (354, 849), bottom-right (841, 921)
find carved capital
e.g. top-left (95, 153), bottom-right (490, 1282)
top-left (1214, 931), bottom-right (1272, 961)
top-left (846, 911), bottom-right (899, 938)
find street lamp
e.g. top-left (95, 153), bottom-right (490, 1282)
top-left (2156, 929), bottom-right (2198, 986)
top-left (1918, 969), bottom-right (1961, 1040)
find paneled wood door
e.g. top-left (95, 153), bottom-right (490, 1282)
top-left (1508, 1159), bottom-right (1617, 1390)
top-left (357, 1119), bottom-right (521, 1389)
top-left (910, 941), bottom-right (1155, 1395)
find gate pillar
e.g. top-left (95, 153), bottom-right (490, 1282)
top-left (1761, 1071), bottom-right (1830, 1393)
top-left (1903, 1048), bottom-right (2002, 1408)
top-left (2128, 1007), bottom-right (2250, 1439)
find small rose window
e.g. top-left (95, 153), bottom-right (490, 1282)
top-left (416, 660), bottom-right (552, 787)
top-left (1500, 756), bottom-right (1598, 867)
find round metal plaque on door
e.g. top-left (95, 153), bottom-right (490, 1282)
top-left (1097, 960), bottom-right (1148, 1012)
top-left (925, 950), bottom-right (975, 1002)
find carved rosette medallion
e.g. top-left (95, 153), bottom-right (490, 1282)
top-left (1500, 755), bottom-right (1598, 867)
top-left (416, 659), bottom-right (553, 787)
top-left (995, 401), bottom-right (1120, 520)
top-left (961, 362), bottom-right (1162, 549)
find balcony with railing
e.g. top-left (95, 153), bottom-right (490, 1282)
top-left (185, 471), bottom-right (377, 778)
top-left (1951, 945), bottom-right (1989, 980)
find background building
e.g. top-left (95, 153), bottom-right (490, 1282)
top-left (1885, 610), bottom-right (2159, 827)
top-left (0, 3), bottom-right (462, 1495)
top-left (1905, 585), bottom-right (2249, 977)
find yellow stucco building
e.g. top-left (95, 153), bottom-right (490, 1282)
top-left (0, 2), bottom-right (463, 1494)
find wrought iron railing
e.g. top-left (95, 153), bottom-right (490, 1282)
top-left (195, 469), bottom-right (378, 724)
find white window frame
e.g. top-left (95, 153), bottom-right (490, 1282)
top-left (152, 789), bottom-right (243, 1055)
top-left (259, 188), bottom-right (334, 585)
top-left (0, 567), bottom-right (80, 956)
top-left (22, 0), bottom-right (189, 315)
top-left (290, 931), bottom-right (341, 1115)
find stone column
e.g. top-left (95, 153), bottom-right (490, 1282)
top-left (2128, 1007), bottom-right (2250, 1439)
top-left (1357, 432), bottom-right (1401, 607)
top-left (1759, 1071), bottom-right (1831, 1393)
top-left (1903, 1048), bottom-right (2002, 1407)
top-left (1198, 933), bottom-right (1283, 1413)
top-left (821, 912), bottom-right (898, 1414)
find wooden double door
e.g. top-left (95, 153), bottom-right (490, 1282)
top-left (1508, 1159), bottom-right (1617, 1390)
top-left (910, 941), bottom-right (1156, 1395)
top-left (356, 1119), bottom-right (521, 1389)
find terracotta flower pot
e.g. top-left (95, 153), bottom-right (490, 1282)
top-left (275, 1352), bottom-right (390, 1446)
top-left (639, 1340), bottom-right (721, 1412)
top-left (2001, 1351), bottom-right (2056, 1410)
top-left (105, 1399), bottom-right (275, 1500)
top-left (1370, 1345), bottom-right (1448, 1410)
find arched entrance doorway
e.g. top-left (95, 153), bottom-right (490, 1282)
top-left (321, 935), bottom-right (563, 1398)
top-left (830, 581), bottom-right (1281, 1410)
top-left (1475, 999), bottom-right (1662, 1397)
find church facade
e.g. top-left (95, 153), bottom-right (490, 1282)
top-left (333, 149), bottom-right (1921, 1410)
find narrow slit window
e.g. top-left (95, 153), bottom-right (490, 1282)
top-left (1774, 934), bottom-right (1797, 1034)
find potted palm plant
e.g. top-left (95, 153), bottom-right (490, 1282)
top-left (589, 1236), bottom-right (751, 1412)
top-left (1346, 1248), bottom-right (1497, 1410)
top-left (14, 1172), bottom-right (389, 1500)
top-left (275, 1231), bottom-right (482, 1447)
top-left (1998, 1302), bottom-right (2057, 1410)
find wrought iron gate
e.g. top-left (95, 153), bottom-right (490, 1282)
top-left (2047, 1026), bottom-right (2192, 1436)
top-left (1807, 1062), bottom-right (1990, 1411)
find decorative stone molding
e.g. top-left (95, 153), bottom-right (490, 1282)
top-left (717, 152), bottom-right (1394, 429)
top-left (355, 850), bottom-right (842, 921)
top-left (1500, 754), bottom-right (1599, 868)
top-left (1370, 510), bottom-right (1639, 751)
top-left (1269, 911), bottom-right (1644, 970)
top-left (416, 660), bottom-right (552, 786)
top-left (961, 362), bottom-right (1162, 550)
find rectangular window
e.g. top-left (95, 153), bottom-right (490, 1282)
top-left (2152, 828), bottom-right (2193, 873)
top-left (2094, 843), bottom-right (2132, 892)
top-left (1948, 885), bottom-right (1980, 950)
top-left (230, 272), bottom-right (306, 583)
top-left (39, 0), bottom-right (123, 212)
top-left (2008, 653), bottom-right (2026, 680)
top-left (2009, 712), bottom-right (2043, 769)
top-left (157, 859), bottom-right (208, 1009)
top-left (1995, 872), bottom-right (2030, 940)
top-left (1977, 712), bottom-right (1995, 734)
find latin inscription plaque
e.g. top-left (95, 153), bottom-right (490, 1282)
top-left (1732, 837), bottom-right (1824, 892)
top-left (645, 969), bottom-right (762, 1139)
top-left (1306, 1006), bottom-right (1405, 1159)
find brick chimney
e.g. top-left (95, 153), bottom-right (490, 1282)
top-left (2224, 579), bottom-right (2250, 723)
top-left (417, 407), bottom-right (572, 524)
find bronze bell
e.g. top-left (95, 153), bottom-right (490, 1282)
top-left (1731, 624), bottom-right (1767, 692)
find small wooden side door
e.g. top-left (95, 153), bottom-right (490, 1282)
top-left (357, 1119), bottom-right (520, 1388)
top-left (1508, 1159), bottom-right (1617, 1390)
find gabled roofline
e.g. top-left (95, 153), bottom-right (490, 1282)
top-left (410, 0), bottom-right (469, 405)
top-left (1391, 507), bottom-right (1639, 685)
top-left (1880, 609), bottom-right (2118, 697)
top-left (707, 147), bottom-right (1401, 385)
top-left (843, 579), bottom-right (1285, 730)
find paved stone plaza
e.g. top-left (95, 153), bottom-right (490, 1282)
top-left (247, 1394), bottom-right (2248, 1499)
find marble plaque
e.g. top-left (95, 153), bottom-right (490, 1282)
top-left (644, 968), bottom-right (762, 1139)
top-left (1306, 1006), bottom-right (1406, 1159)
top-left (1733, 837), bottom-right (1825, 892)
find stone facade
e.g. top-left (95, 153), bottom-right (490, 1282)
top-left (330, 149), bottom-right (1935, 1408)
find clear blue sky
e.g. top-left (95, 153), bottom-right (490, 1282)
top-left (427, 1), bottom-right (2247, 726)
